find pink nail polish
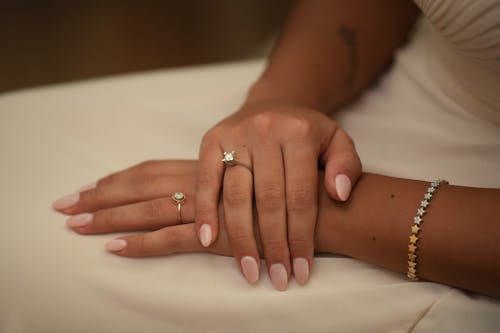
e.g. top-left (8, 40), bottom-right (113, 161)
top-left (293, 258), bottom-right (310, 285)
top-left (52, 192), bottom-right (80, 210)
top-left (241, 256), bottom-right (259, 284)
top-left (335, 174), bottom-right (352, 201)
top-left (269, 263), bottom-right (288, 291)
top-left (106, 239), bottom-right (127, 252)
top-left (67, 213), bottom-right (93, 228)
top-left (200, 224), bottom-right (212, 247)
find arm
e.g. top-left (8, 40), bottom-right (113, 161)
top-left (54, 161), bottom-right (500, 297)
top-left (316, 173), bottom-right (500, 297)
top-left (193, 1), bottom-right (419, 290)
top-left (247, 0), bottom-right (420, 111)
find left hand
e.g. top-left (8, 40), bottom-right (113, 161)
top-left (52, 160), bottom-right (233, 257)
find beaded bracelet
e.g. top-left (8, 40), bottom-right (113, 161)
top-left (407, 179), bottom-right (448, 281)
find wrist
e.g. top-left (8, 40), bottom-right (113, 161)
top-left (244, 78), bottom-right (328, 112)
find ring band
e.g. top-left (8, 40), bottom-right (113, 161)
top-left (222, 150), bottom-right (252, 172)
top-left (171, 192), bottom-right (186, 223)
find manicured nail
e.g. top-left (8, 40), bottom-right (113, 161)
top-left (78, 182), bottom-right (96, 192)
top-left (52, 192), bottom-right (80, 210)
top-left (106, 239), bottom-right (127, 252)
top-left (293, 258), bottom-right (310, 285)
top-left (241, 256), bottom-right (259, 284)
top-left (67, 213), bottom-right (93, 228)
top-left (200, 224), bottom-right (212, 247)
top-left (269, 263), bottom-right (288, 291)
top-left (335, 174), bottom-right (352, 201)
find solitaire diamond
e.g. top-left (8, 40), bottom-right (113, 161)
top-left (222, 151), bottom-right (236, 164)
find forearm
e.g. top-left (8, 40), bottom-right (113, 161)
top-left (246, 0), bottom-right (420, 112)
top-left (315, 173), bottom-right (500, 297)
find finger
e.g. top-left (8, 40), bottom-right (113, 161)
top-left (195, 132), bottom-right (224, 247)
top-left (283, 142), bottom-right (318, 285)
top-left (222, 148), bottom-right (261, 285)
top-left (105, 223), bottom-right (208, 257)
top-left (253, 142), bottom-right (290, 291)
top-left (109, 160), bottom-right (198, 180)
top-left (66, 193), bottom-right (195, 234)
top-left (60, 174), bottom-right (195, 217)
top-left (323, 127), bottom-right (362, 202)
top-left (53, 160), bottom-right (197, 215)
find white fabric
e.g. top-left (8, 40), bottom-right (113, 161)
top-left (413, 0), bottom-right (500, 126)
top-left (1, 16), bottom-right (500, 333)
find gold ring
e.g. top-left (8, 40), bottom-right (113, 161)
top-left (171, 192), bottom-right (186, 223)
top-left (222, 150), bottom-right (252, 172)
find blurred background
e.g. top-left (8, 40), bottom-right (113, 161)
top-left (0, 0), bottom-right (293, 93)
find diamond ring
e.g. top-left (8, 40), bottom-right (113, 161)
top-left (171, 192), bottom-right (186, 223)
top-left (222, 150), bottom-right (252, 172)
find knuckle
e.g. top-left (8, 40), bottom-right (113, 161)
top-left (164, 228), bottom-right (182, 249)
top-left (290, 118), bottom-right (314, 139)
top-left (288, 236), bottom-right (311, 254)
top-left (94, 209), bottom-right (114, 231)
top-left (229, 123), bottom-right (245, 137)
top-left (197, 169), bottom-right (216, 188)
top-left (262, 239), bottom-right (288, 259)
top-left (201, 129), bottom-right (220, 147)
top-left (353, 153), bottom-right (362, 172)
top-left (224, 182), bottom-right (249, 206)
top-left (131, 234), bottom-right (147, 257)
top-left (227, 230), bottom-right (254, 250)
top-left (86, 183), bottom-right (105, 204)
top-left (251, 112), bottom-right (275, 136)
top-left (256, 182), bottom-right (284, 211)
top-left (126, 173), bottom-right (156, 198)
top-left (98, 173), bottom-right (117, 187)
top-left (135, 160), bottom-right (159, 175)
top-left (288, 184), bottom-right (315, 214)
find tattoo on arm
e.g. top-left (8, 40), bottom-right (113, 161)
top-left (338, 24), bottom-right (358, 88)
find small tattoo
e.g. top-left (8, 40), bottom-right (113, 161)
top-left (338, 24), bottom-right (358, 88)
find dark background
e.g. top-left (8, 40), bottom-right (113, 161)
top-left (0, 0), bottom-right (293, 92)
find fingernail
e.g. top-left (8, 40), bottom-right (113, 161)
top-left (78, 182), bottom-right (96, 192)
top-left (106, 239), bottom-right (127, 252)
top-left (52, 192), bottom-right (80, 210)
top-left (269, 263), bottom-right (288, 291)
top-left (293, 258), bottom-right (310, 285)
top-left (335, 174), bottom-right (352, 201)
top-left (241, 256), bottom-right (259, 284)
top-left (67, 213), bottom-right (93, 228)
top-left (200, 224), bottom-right (212, 247)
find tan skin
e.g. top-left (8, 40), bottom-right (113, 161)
top-left (194, 0), bottom-right (420, 290)
top-left (54, 160), bottom-right (500, 298)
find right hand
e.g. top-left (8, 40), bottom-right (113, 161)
top-left (195, 100), bottom-right (361, 290)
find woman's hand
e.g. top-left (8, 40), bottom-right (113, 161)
top-left (52, 160), bottom-right (233, 257)
top-left (195, 100), bottom-right (361, 290)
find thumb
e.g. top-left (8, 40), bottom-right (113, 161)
top-left (322, 127), bottom-right (362, 201)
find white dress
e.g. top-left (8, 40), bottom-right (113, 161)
top-left (0, 1), bottom-right (498, 332)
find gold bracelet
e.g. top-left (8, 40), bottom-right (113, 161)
top-left (407, 179), bottom-right (448, 281)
